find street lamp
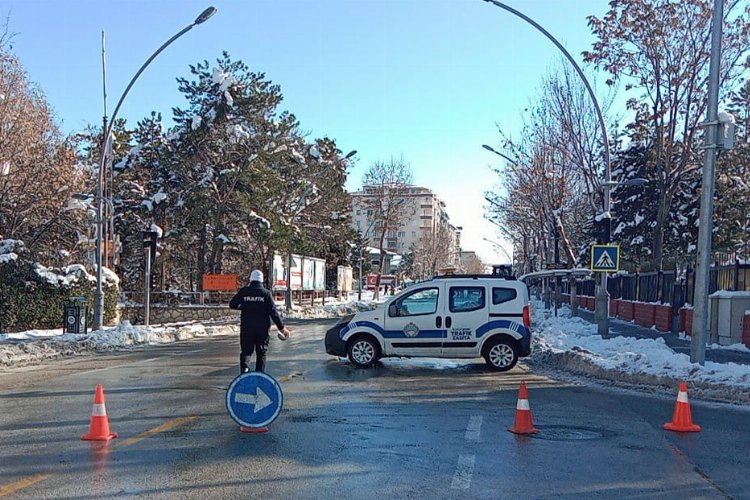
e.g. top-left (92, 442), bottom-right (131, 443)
top-left (92, 6), bottom-right (217, 330)
top-left (482, 144), bottom-right (519, 166)
top-left (482, 0), bottom-right (612, 336)
top-left (483, 236), bottom-right (512, 263)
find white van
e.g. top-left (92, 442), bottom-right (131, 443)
top-left (325, 275), bottom-right (531, 371)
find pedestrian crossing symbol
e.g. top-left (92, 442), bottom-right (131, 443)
top-left (590, 245), bottom-right (620, 272)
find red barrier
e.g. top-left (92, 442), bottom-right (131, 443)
top-left (634, 303), bottom-right (656, 328)
top-left (618, 300), bottom-right (634, 321)
top-left (742, 314), bottom-right (750, 348)
top-left (684, 308), bottom-right (694, 336)
top-left (679, 308), bottom-right (687, 334)
top-left (654, 304), bottom-right (672, 332)
top-left (610, 299), bottom-right (619, 317)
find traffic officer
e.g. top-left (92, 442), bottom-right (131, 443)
top-left (229, 269), bottom-right (290, 374)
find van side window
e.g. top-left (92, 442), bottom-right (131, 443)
top-left (492, 287), bottom-right (517, 305)
top-left (449, 287), bottom-right (485, 313)
top-left (390, 288), bottom-right (439, 317)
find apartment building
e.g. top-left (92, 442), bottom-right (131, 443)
top-left (351, 185), bottom-right (461, 261)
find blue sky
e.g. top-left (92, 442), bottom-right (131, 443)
top-left (3, 0), bottom-right (608, 265)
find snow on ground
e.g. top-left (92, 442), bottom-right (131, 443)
top-left (7, 289), bottom-right (747, 404)
top-left (279, 289), bottom-right (385, 319)
top-left (0, 294), bottom-right (383, 368)
top-left (530, 301), bottom-right (750, 403)
top-left (0, 321), bottom-right (237, 368)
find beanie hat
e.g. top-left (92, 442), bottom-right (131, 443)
top-left (250, 269), bottom-right (264, 282)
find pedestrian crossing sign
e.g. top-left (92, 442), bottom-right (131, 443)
top-left (590, 244), bottom-right (620, 272)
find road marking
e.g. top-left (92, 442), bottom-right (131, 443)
top-left (119, 415), bottom-right (198, 447)
top-left (133, 348), bottom-right (207, 364)
top-left (451, 454), bottom-right (475, 490)
top-left (0, 473), bottom-right (53, 497)
top-left (278, 371), bottom-right (305, 382)
top-left (0, 415), bottom-right (199, 497)
top-left (465, 415), bottom-right (483, 441)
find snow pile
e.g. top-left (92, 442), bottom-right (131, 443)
top-left (0, 294), bottom-right (379, 367)
top-left (0, 321), bottom-right (236, 368)
top-left (284, 300), bottom-right (377, 319)
top-left (530, 302), bottom-right (750, 403)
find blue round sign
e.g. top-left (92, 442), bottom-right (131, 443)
top-left (226, 372), bottom-right (283, 428)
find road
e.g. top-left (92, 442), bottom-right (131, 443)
top-left (1, 318), bottom-right (749, 499)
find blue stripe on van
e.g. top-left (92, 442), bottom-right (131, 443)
top-left (340, 321), bottom-right (444, 339)
top-left (476, 320), bottom-right (529, 338)
top-left (342, 320), bottom-right (528, 340)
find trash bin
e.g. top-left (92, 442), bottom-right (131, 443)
top-left (63, 296), bottom-right (89, 334)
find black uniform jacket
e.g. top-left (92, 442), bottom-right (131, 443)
top-left (229, 282), bottom-right (285, 337)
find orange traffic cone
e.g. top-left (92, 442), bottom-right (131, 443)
top-left (664, 381), bottom-right (700, 432)
top-left (508, 381), bottom-right (539, 435)
top-left (81, 384), bottom-right (118, 441)
top-left (240, 426), bottom-right (269, 434)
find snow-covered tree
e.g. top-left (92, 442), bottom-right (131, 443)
top-left (584, 0), bottom-right (750, 269)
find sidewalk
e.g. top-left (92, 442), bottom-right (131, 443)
top-left (572, 307), bottom-right (750, 366)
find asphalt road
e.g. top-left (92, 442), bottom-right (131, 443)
top-left (1, 319), bottom-right (749, 499)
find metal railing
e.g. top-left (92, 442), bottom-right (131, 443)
top-left (120, 289), bottom-right (349, 307)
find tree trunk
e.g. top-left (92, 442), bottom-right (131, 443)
top-left (375, 228), bottom-right (387, 300)
top-left (651, 188), bottom-right (673, 271)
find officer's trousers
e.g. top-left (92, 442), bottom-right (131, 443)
top-left (239, 332), bottom-right (270, 373)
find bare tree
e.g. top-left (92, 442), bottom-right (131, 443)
top-left (461, 252), bottom-right (486, 274)
top-left (0, 37), bottom-right (86, 262)
top-left (413, 222), bottom-right (456, 278)
top-left (360, 158), bottom-right (414, 299)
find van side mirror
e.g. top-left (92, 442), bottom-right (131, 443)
top-left (389, 304), bottom-right (398, 317)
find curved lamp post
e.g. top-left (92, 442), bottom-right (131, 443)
top-left (482, 144), bottom-right (519, 166)
top-left (92, 6), bottom-right (217, 330)
top-left (482, 0), bottom-right (612, 336)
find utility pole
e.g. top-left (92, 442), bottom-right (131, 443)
top-left (101, 31), bottom-right (109, 270)
top-left (554, 223), bottom-right (561, 316)
top-left (691, 0), bottom-right (724, 365)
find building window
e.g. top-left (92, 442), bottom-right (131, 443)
top-left (356, 220), bottom-right (361, 228)
top-left (411, 231), bottom-right (416, 237)
top-left (356, 210), bottom-right (361, 215)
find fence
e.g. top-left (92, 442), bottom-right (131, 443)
top-left (563, 260), bottom-right (750, 308)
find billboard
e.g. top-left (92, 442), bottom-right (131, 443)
top-left (202, 274), bottom-right (238, 291)
top-left (302, 258), bottom-right (315, 290)
top-left (337, 266), bottom-right (353, 293)
top-left (314, 258), bottom-right (326, 291)
top-left (366, 274), bottom-right (396, 289)
top-left (272, 253), bottom-right (324, 291)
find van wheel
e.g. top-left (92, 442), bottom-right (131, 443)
top-left (484, 338), bottom-right (518, 371)
top-left (348, 335), bottom-right (380, 367)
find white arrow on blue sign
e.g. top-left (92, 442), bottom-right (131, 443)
top-left (226, 371), bottom-right (283, 428)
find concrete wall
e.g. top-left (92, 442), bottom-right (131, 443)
top-left (119, 306), bottom-right (239, 325)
